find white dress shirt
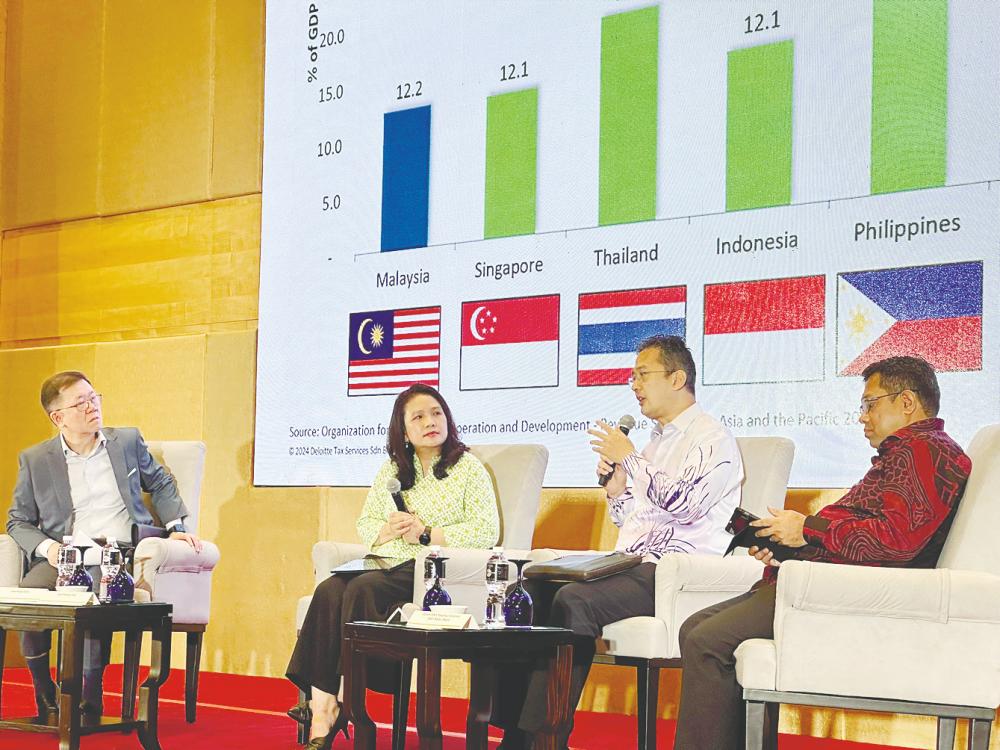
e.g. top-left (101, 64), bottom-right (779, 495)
top-left (35, 430), bottom-right (181, 559)
top-left (609, 402), bottom-right (744, 561)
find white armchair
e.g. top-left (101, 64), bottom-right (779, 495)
top-left (738, 424), bottom-right (1000, 750)
top-left (293, 444), bottom-right (549, 746)
top-left (0, 440), bottom-right (219, 724)
top-left (561, 435), bottom-right (796, 750)
top-left (131, 440), bottom-right (221, 724)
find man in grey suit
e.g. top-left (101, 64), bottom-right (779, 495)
top-left (6, 370), bottom-right (202, 719)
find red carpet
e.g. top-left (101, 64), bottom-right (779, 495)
top-left (1, 666), bottom-right (905, 748)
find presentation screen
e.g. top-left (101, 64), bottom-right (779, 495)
top-left (256, 0), bottom-right (999, 487)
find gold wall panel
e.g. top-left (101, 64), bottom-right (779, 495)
top-left (211, 0), bottom-right (264, 197)
top-left (1, 0), bottom-right (102, 227)
top-left (1, 0), bottom-right (265, 230)
top-left (99, 1), bottom-right (213, 213)
top-left (0, 195), bottom-right (260, 345)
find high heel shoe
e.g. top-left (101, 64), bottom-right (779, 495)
top-left (305, 704), bottom-right (350, 748)
top-left (286, 700), bottom-right (311, 725)
top-left (330, 706), bottom-right (351, 740)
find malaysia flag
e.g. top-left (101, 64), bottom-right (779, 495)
top-left (460, 295), bottom-right (560, 390)
top-left (837, 261), bottom-right (982, 375)
top-left (347, 306), bottom-right (441, 396)
top-left (577, 286), bottom-right (686, 386)
top-left (703, 276), bottom-right (825, 384)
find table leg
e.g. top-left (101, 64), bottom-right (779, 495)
top-left (416, 648), bottom-right (443, 750)
top-left (137, 615), bottom-right (172, 750)
top-left (121, 629), bottom-right (141, 722)
top-left (533, 644), bottom-right (572, 750)
top-left (466, 660), bottom-right (495, 750)
top-left (58, 622), bottom-right (84, 750)
top-left (343, 636), bottom-right (377, 750)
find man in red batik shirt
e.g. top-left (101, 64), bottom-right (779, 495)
top-left (673, 356), bottom-right (972, 750)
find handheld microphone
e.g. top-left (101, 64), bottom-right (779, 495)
top-left (385, 478), bottom-right (407, 513)
top-left (598, 414), bottom-right (636, 487)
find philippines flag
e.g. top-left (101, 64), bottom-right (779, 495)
top-left (577, 286), bottom-right (686, 386)
top-left (460, 295), bottom-right (560, 390)
top-left (703, 276), bottom-right (825, 384)
top-left (837, 261), bottom-right (982, 375)
top-left (347, 306), bottom-right (441, 396)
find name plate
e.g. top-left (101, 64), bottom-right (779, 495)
top-left (0, 587), bottom-right (99, 606)
top-left (406, 610), bottom-right (478, 630)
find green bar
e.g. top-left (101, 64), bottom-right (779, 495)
top-left (726, 40), bottom-right (793, 211)
top-left (871, 0), bottom-right (947, 194)
top-left (484, 88), bottom-right (538, 238)
top-left (599, 6), bottom-right (658, 226)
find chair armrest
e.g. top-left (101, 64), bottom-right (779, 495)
top-left (655, 553), bottom-right (764, 618)
top-left (771, 561), bottom-right (1000, 707)
top-left (133, 538), bottom-right (220, 575)
top-left (652, 553), bottom-right (765, 659)
top-left (775, 560), bottom-right (1000, 623)
top-left (132, 539), bottom-right (220, 625)
top-left (0, 535), bottom-right (22, 588)
top-left (312, 541), bottom-right (368, 586)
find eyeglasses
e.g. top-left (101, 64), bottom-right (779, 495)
top-left (51, 393), bottom-right (102, 413)
top-left (627, 369), bottom-right (673, 386)
top-left (859, 391), bottom-right (905, 415)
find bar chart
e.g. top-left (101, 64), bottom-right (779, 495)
top-left (257, 0), bottom-right (999, 487)
top-left (337, 0), bottom-right (989, 255)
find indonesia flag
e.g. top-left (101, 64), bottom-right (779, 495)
top-left (347, 306), bottom-right (440, 396)
top-left (460, 295), bottom-right (560, 390)
top-left (837, 261), bottom-right (982, 375)
top-left (577, 286), bottom-right (686, 386)
top-left (703, 276), bottom-right (825, 384)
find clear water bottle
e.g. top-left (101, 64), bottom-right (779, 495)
top-left (484, 546), bottom-right (509, 629)
top-left (55, 536), bottom-right (77, 589)
top-left (423, 545), bottom-right (442, 591)
top-left (99, 537), bottom-right (122, 603)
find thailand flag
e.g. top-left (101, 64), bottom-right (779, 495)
top-left (703, 276), bottom-right (825, 384)
top-left (460, 295), bottom-right (560, 390)
top-left (837, 261), bottom-right (982, 375)
top-left (347, 306), bottom-right (441, 396)
top-left (577, 286), bottom-right (686, 386)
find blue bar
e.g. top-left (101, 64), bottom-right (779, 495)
top-left (381, 105), bottom-right (431, 252)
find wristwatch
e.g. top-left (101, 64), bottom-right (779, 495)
top-left (418, 526), bottom-right (432, 546)
top-left (171, 523), bottom-right (188, 535)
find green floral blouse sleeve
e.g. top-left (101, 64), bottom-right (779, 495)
top-left (356, 459), bottom-right (396, 551)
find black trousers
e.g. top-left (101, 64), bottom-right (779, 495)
top-left (673, 582), bottom-right (777, 750)
top-left (493, 562), bottom-right (657, 743)
top-left (286, 560), bottom-right (415, 696)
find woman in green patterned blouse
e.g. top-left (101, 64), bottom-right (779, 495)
top-left (286, 383), bottom-right (499, 748)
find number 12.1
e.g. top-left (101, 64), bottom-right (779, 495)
top-left (745, 10), bottom-right (780, 34)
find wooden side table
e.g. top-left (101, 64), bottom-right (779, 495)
top-left (343, 622), bottom-right (573, 750)
top-left (0, 601), bottom-right (172, 750)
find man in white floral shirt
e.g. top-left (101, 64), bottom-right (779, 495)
top-left (496, 335), bottom-right (743, 749)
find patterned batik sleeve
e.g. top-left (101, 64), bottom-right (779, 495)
top-left (440, 456), bottom-right (500, 549)
top-left (607, 489), bottom-right (635, 527)
top-left (620, 434), bottom-right (739, 524)
top-left (812, 440), bottom-right (955, 563)
top-left (357, 460), bottom-right (397, 551)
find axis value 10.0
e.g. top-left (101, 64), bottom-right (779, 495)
top-left (317, 139), bottom-right (343, 158)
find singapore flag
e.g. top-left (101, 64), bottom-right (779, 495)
top-left (460, 294), bottom-right (560, 390)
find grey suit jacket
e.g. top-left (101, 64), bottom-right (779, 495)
top-left (6, 427), bottom-right (188, 563)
